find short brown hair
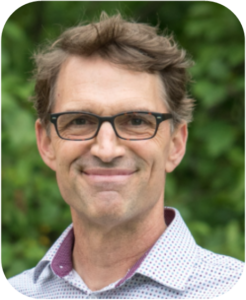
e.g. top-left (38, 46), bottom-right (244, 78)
top-left (32, 12), bottom-right (194, 127)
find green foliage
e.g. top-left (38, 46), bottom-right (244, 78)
top-left (2, 1), bottom-right (244, 279)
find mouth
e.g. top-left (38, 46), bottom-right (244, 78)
top-left (82, 168), bottom-right (136, 183)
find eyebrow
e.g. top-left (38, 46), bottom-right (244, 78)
top-left (61, 108), bottom-right (95, 114)
top-left (58, 107), bottom-right (154, 114)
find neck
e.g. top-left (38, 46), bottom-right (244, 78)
top-left (71, 201), bottom-right (166, 291)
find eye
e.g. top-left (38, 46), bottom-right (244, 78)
top-left (71, 118), bottom-right (87, 125)
top-left (130, 118), bottom-right (144, 126)
top-left (69, 115), bottom-right (98, 126)
top-left (127, 115), bottom-right (151, 126)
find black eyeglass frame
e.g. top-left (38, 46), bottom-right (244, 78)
top-left (50, 111), bottom-right (173, 141)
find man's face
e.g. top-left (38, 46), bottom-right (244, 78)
top-left (36, 55), bottom-right (187, 228)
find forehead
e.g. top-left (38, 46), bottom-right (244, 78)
top-left (54, 55), bottom-right (167, 114)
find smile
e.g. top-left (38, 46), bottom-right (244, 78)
top-left (82, 169), bottom-right (136, 183)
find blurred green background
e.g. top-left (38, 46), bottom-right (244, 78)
top-left (2, 1), bottom-right (244, 279)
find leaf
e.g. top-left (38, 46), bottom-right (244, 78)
top-left (192, 80), bottom-right (227, 108)
top-left (4, 109), bottom-right (36, 148)
top-left (2, 20), bottom-right (26, 43)
top-left (204, 122), bottom-right (236, 157)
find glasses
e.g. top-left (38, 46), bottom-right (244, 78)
top-left (50, 111), bottom-right (173, 141)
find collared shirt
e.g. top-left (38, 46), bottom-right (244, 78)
top-left (9, 207), bottom-right (244, 299)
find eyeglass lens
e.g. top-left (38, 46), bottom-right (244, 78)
top-left (56, 113), bottom-right (157, 140)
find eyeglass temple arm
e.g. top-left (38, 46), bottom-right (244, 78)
top-left (156, 113), bottom-right (173, 122)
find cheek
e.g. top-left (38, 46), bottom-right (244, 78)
top-left (153, 127), bottom-right (172, 165)
top-left (54, 139), bottom-right (90, 166)
top-left (129, 141), bottom-right (167, 204)
top-left (130, 138), bottom-right (168, 175)
top-left (53, 146), bottom-right (78, 181)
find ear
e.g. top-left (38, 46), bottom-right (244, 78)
top-left (35, 119), bottom-right (57, 171)
top-left (165, 123), bottom-right (188, 173)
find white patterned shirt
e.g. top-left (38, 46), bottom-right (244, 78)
top-left (8, 207), bottom-right (244, 299)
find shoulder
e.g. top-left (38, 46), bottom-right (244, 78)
top-left (196, 245), bottom-right (244, 270)
top-left (7, 261), bottom-right (57, 299)
top-left (8, 224), bottom-right (74, 298)
top-left (8, 268), bottom-right (38, 297)
top-left (8, 258), bottom-right (76, 299)
top-left (188, 245), bottom-right (244, 297)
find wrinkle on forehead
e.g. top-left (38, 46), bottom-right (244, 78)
top-left (53, 55), bottom-right (168, 117)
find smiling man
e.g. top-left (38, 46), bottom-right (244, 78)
top-left (9, 13), bottom-right (244, 299)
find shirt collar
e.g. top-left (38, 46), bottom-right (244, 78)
top-left (34, 208), bottom-right (197, 291)
top-left (136, 208), bottom-right (197, 291)
top-left (34, 224), bottom-right (73, 282)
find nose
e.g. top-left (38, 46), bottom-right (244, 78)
top-left (90, 122), bottom-right (125, 163)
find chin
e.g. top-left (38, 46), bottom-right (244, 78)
top-left (88, 195), bottom-right (133, 226)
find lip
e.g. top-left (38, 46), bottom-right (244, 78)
top-left (82, 168), bottom-right (136, 183)
top-left (84, 169), bottom-right (135, 176)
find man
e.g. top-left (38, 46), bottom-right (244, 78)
top-left (8, 13), bottom-right (244, 299)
